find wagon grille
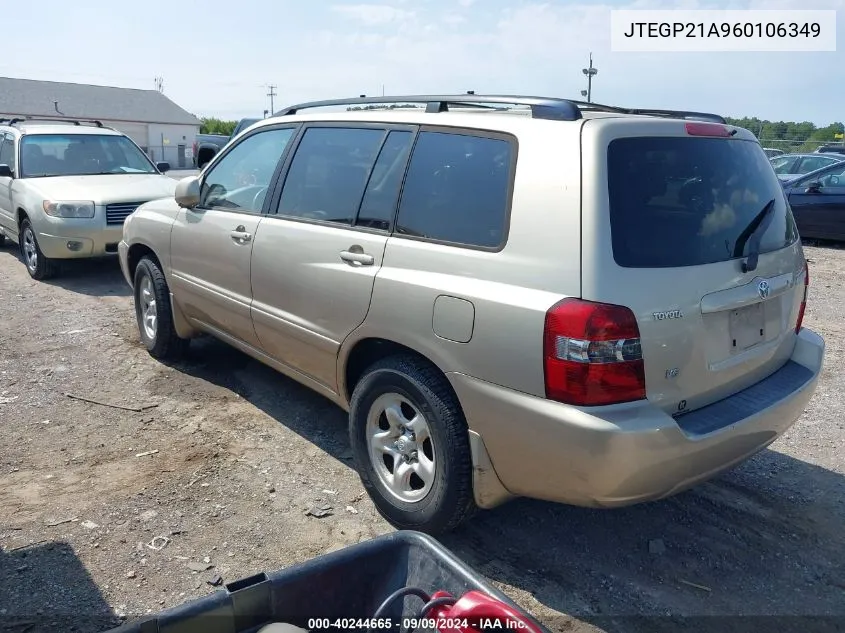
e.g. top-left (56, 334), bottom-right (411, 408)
top-left (105, 202), bottom-right (143, 225)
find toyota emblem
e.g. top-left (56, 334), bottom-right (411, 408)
top-left (758, 280), bottom-right (770, 299)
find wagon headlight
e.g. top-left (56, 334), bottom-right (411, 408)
top-left (42, 200), bottom-right (95, 218)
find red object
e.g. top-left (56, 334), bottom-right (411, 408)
top-left (543, 298), bottom-right (646, 406)
top-left (430, 590), bottom-right (545, 633)
top-left (796, 260), bottom-right (809, 333)
top-left (684, 121), bottom-right (732, 137)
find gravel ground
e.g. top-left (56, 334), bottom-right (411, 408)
top-left (0, 241), bottom-right (843, 633)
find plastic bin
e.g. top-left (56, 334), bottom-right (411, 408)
top-left (106, 531), bottom-right (550, 633)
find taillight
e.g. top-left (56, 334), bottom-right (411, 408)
top-left (685, 121), bottom-right (732, 137)
top-left (543, 298), bottom-right (646, 407)
top-left (795, 260), bottom-right (809, 333)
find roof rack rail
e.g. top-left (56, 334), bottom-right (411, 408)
top-left (274, 94), bottom-right (726, 124)
top-left (570, 100), bottom-right (726, 124)
top-left (276, 95), bottom-right (584, 121)
top-left (4, 117), bottom-right (106, 128)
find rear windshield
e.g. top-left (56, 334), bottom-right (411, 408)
top-left (607, 137), bottom-right (797, 268)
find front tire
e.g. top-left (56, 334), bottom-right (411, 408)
top-left (20, 219), bottom-right (57, 280)
top-left (133, 256), bottom-right (189, 360)
top-left (349, 355), bottom-right (476, 534)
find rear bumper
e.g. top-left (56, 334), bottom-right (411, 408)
top-left (448, 327), bottom-right (825, 508)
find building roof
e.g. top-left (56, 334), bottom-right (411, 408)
top-left (0, 77), bottom-right (201, 126)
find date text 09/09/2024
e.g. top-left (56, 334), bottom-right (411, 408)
top-left (623, 22), bottom-right (822, 38)
top-left (306, 618), bottom-right (532, 630)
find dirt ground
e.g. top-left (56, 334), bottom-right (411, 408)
top-left (0, 241), bottom-right (843, 633)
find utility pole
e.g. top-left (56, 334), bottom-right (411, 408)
top-left (267, 85), bottom-right (277, 115)
top-left (581, 53), bottom-right (597, 103)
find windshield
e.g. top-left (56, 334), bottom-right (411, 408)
top-left (20, 133), bottom-right (157, 177)
top-left (607, 136), bottom-right (797, 268)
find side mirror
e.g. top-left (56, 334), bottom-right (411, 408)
top-left (0, 164), bottom-right (13, 178)
top-left (156, 161), bottom-right (171, 173)
top-left (805, 181), bottom-right (822, 194)
top-left (175, 176), bottom-right (201, 209)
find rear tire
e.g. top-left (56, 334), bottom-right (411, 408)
top-left (19, 218), bottom-right (57, 280)
top-left (349, 355), bottom-right (476, 534)
top-left (133, 256), bottom-right (189, 360)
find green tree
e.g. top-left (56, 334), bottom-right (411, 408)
top-left (200, 117), bottom-right (237, 136)
top-left (725, 117), bottom-right (845, 153)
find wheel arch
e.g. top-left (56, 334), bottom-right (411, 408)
top-left (340, 337), bottom-right (457, 409)
top-left (339, 335), bottom-right (514, 512)
top-left (130, 244), bottom-right (198, 339)
top-left (126, 242), bottom-right (162, 282)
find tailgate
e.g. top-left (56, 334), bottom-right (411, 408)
top-left (580, 118), bottom-right (807, 416)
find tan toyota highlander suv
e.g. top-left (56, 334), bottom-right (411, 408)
top-left (118, 94), bottom-right (825, 534)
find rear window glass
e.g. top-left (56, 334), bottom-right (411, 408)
top-left (607, 137), bottom-right (797, 268)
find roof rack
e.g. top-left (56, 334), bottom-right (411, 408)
top-left (277, 95), bottom-right (583, 121)
top-left (3, 117), bottom-right (106, 128)
top-left (572, 101), bottom-right (727, 124)
top-left (274, 94), bottom-right (726, 124)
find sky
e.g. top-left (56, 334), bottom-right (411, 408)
top-left (3, 0), bottom-right (844, 125)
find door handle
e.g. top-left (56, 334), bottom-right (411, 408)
top-left (340, 250), bottom-right (374, 266)
top-left (231, 225), bottom-right (252, 243)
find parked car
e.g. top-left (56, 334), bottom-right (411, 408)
top-left (762, 147), bottom-right (784, 158)
top-left (193, 133), bottom-right (230, 169)
top-left (193, 118), bottom-right (262, 169)
top-left (0, 118), bottom-right (178, 280)
top-left (770, 152), bottom-right (843, 181)
top-left (814, 143), bottom-right (845, 155)
top-left (230, 117), bottom-right (261, 138)
top-left (781, 161), bottom-right (845, 242)
top-left (118, 94), bottom-right (824, 534)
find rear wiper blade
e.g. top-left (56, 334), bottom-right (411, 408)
top-left (733, 198), bottom-right (776, 273)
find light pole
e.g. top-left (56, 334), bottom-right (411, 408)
top-left (582, 53), bottom-right (597, 103)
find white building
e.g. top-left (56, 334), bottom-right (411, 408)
top-left (0, 77), bottom-right (201, 169)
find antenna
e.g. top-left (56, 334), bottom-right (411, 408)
top-left (267, 85), bottom-right (277, 114)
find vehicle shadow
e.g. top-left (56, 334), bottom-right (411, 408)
top-left (802, 238), bottom-right (845, 250)
top-left (170, 337), bottom-right (845, 633)
top-left (0, 246), bottom-right (130, 297)
top-left (440, 452), bottom-right (845, 631)
top-left (46, 258), bottom-right (131, 298)
top-left (0, 540), bottom-right (120, 633)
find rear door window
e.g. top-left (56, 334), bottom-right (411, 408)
top-left (607, 137), bottom-right (797, 268)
